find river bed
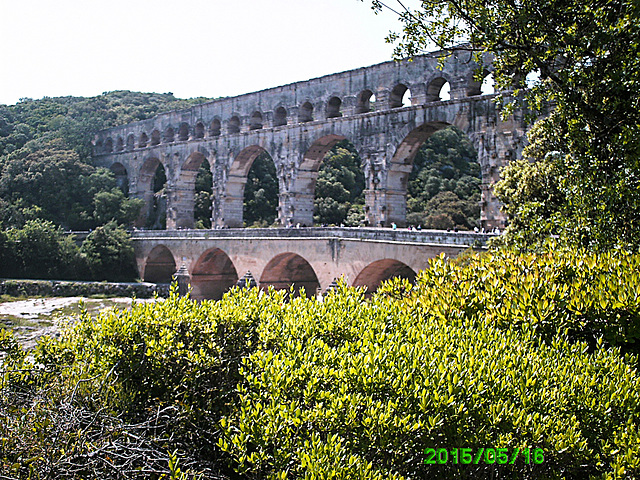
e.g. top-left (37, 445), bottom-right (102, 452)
top-left (0, 296), bottom-right (156, 349)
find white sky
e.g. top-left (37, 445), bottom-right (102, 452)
top-left (0, 0), bottom-right (423, 106)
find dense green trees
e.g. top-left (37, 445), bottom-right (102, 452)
top-left (0, 92), bottom-right (213, 279)
top-left (194, 159), bottom-right (213, 229)
top-left (243, 152), bottom-right (279, 227)
top-left (314, 141), bottom-right (365, 226)
top-left (407, 126), bottom-right (480, 230)
top-left (370, 0), bottom-right (640, 250)
top-left (0, 92), bottom-right (212, 232)
top-left (0, 220), bottom-right (137, 281)
top-left (81, 221), bottom-right (138, 282)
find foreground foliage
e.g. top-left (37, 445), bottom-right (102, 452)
top-left (2, 248), bottom-right (640, 479)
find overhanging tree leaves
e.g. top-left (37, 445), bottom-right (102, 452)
top-left (370, 0), bottom-right (640, 250)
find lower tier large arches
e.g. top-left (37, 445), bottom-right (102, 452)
top-left (259, 252), bottom-right (320, 298)
top-left (190, 248), bottom-right (238, 300)
top-left (352, 259), bottom-right (416, 294)
top-left (143, 245), bottom-right (177, 283)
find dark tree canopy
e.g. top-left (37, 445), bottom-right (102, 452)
top-left (314, 141), bottom-right (365, 226)
top-left (0, 92), bottom-right (213, 231)
top-left (407, 126), bottom-right (480, 230)
top-left (243, 152), bottom-right (279, 227)
top-left (194, 159), bottom-right (213, 229)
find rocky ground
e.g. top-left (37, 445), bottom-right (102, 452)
top-left (0, 296), bottom-right (158, 349)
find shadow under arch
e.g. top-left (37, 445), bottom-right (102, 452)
top-left (143, 245), bottom-right (177, 283)
top-left (352, 259), bottom-right (416, 295)
top-left (222, 145), bottom-right (275, 228)
top-left (191, 248), bottom-right (238, 300)
top-left (110, 162), bottom-right (129, 195)
top-left (260, 252), bottom-right (320, 298)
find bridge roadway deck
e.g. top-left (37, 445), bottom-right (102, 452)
top-left (132, 227), bottom-right (495, 299)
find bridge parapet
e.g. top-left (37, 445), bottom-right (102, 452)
top-left (131, 227), bottom-right (496, 247)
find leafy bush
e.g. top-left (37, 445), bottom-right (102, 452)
top-left (80, 221), bottom-right (138, 281)
top-left (397, 246), bottom-right (640, 353)
top-left (0, 286), bottom-right (263, 479)
top-left (3, 219), bottom-right (83, 279)
top-left (218, 274), bottom-right (640, 479)
top-left (2, 248), bottom-right (640, 479)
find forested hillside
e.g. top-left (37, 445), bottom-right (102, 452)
top-left (0, 92), bottom-right (213, 280)
top-left (0, 92), bottom-right (212, 230)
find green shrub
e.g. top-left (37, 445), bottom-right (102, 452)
top-left (80, 221), bottom-right (138, 281)
top-left (5, 219), bottom-right (83, 279)
top-left (390, 247), bottom-right (640, 353)
top-left (217, 279), bottom-right (640, 479)
top-left (3, 247), bottom-right (640, 479)
top-left (0, 286), bottom-right (265, 479)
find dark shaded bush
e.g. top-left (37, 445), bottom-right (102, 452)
top-left (80, 221), bottom-right (138, 282)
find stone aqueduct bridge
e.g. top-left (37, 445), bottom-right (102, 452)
top-left (93, 49), bottom-right (527, 231)
top-left (135, 228), bottom-right (493, 299)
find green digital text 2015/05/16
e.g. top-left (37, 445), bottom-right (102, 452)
top-left (424, 447), bottom-right (544, 465)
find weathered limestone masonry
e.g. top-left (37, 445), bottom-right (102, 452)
top-left (134, 228), bottom-right (494, 299)
top-left (93, 49), bottom-right (527, 230)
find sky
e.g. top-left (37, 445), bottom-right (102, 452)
top-left (0, 0), bottom-right (424, 106)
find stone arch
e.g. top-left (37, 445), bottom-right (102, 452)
top-left (274, 106), bottom-right (287, 127)
top-left (352, 259), bottom-right (416, 294)
top-left (209, 118), bottom-right (221, 137)
top-left (228, 116), bottom-right (241, 134)
top-left (110, 162), bottom-right (129, 194)
top-left (191, 248), bottom-right (238, 300)
top-left (260, 252), bottom-right (320, 297)
top-left (467, 69), bottom-right (492, 96)
top-left (139, 132), bottom-right (149, 148)
top-left (104, 137), bottom-right (113, 153)
top-left (222, 145), bottom-right (274, 227)
top-left (299, 102), bottom-right (314, 122)
top-left (150, 130), bottom-right (161, 146)
top-left (326, 96), bottom-right (342, 118)
top-left (249, 111), bottom-right (263, 130)
top-left (426, 77), bottom-right (452, 102)
top-left (178, 122), bottom-right (190, 141)
top-left (172, 151), bottom-right (210, 229)
top-left (195, 121), bottom-right (205, 139)
top-left (290, 134), bottom-right (364, 227)
top-left (390, 84), bottom-right (411, 108)
top-left (356, 89), bottom-right (375, 113)
top-left (115, 137), bottom-right (124, 152)
top-left (137, 156), bottom-right (167, 228)
top-left (385, 122), bottom-right (452, 226)
top-left (126, 134), bottom-right (135, 151)
top-left (164, 127), bottom-right (175, 143)
top-left (143, 245), bottom-right (177, 283)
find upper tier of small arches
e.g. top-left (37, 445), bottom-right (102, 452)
top-left (95, 51), bottom-right (495, 155)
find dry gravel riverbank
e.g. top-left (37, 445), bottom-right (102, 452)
top-left (0, 296), bottom-right (158, 349)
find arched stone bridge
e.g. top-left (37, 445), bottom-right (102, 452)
top-left (93, 48), bottom-right (527, 230)
top-left (134, 227), bottom-right (492, 299)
